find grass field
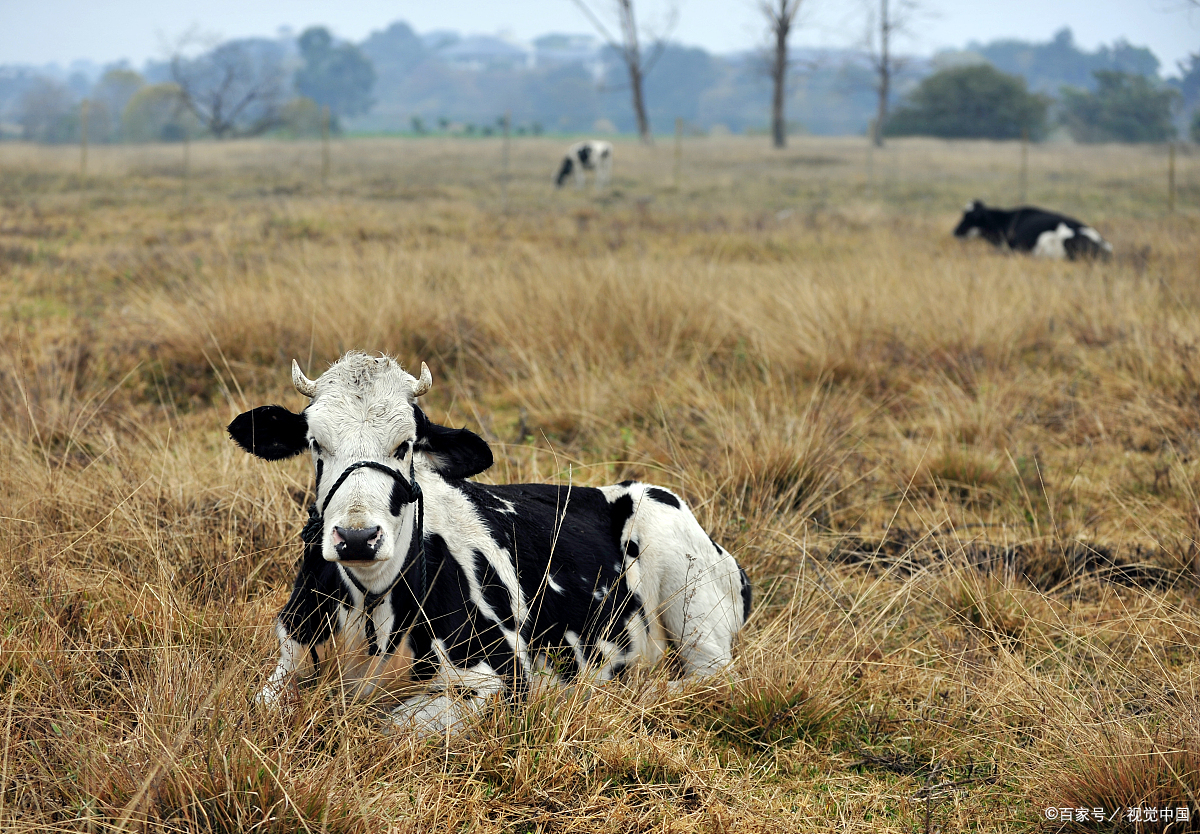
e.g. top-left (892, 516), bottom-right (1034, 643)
top-left (2, 134), bottom-right (1199, 832)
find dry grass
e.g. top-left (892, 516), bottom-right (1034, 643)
top-left (1, 135), bottom-right (1199, 832)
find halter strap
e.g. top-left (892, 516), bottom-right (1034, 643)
top-left (300, 454), bottom-right (429, 656)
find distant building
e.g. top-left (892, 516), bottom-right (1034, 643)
top-left (435, 34), bottom-right (532, 71)
top-left (534, 34), bottom-right (603, 78)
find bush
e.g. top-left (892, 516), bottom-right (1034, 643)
top-left (121, 84), bottom-right (201, 142)
top-left (1060, 70), bottom-right (1179, 143)
top-left (884, 64), bottom-right (1050, 140)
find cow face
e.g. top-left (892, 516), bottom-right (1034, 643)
top-left (229, 353), bottom-right (492, 582)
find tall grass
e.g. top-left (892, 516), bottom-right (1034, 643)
top-left (1, 135), bottom-right (1198, 831)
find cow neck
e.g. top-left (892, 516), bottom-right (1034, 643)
top-left (299, 454), bottom-right (428, 615)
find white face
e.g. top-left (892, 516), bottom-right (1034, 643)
top-left (303, 354), bottom-right (422, 574)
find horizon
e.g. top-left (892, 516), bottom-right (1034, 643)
top-left (1, 0), bottom-right (1197, 79)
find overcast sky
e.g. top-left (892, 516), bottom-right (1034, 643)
top-left (1, 0), bottom-right (1197, 75)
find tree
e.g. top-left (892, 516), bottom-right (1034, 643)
top-left (760, 0), bottom-right (804, 148)
top-left (92, 68), bottom-right (144, 142)
top-left (294, 27), bottom-right (377, 124)
top-left (1060, 70), bottom-right (1179, 143)
top-left (884, 64), bottom-right (1049, 140)
top-left (17, 77), bottom-right (76, 143)
top-left (1191, 109), bottom-right (1200, 143)
top-left (571, 0), bottom-right (677, 144)
top-left (121, 83), bottom-right (199, 142)
top-left (171, 37), bottom-right (288, 138)
top-left (863, 0), bottom-right (921, 147)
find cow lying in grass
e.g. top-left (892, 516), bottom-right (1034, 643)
top-left (953, 200), bottom-right (1113, 260)
top-left (229, 352), bottom-right (749, 735)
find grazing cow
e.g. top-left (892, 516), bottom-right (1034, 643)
top-left (230, 352), bottom-right (749, 735)
top-left (953, 200), bottom-right (1112, 260)
top-left (555, 140), bottom-right (613, 189)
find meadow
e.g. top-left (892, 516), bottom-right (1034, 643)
top-left (1, 134), bottom-right (1198, 832)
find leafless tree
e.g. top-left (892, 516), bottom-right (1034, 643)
top-left (864, 0), bottom-right (918, 147)
top-left (570, 0), bottom-right (677, 144)
top-left (170, 37), bottom-right (288, 138)
top-left (760, 0), bottom-right (805, 149)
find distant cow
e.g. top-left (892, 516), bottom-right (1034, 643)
top-left (230, 352), bottom-right (749, 736)
top-left (555, 140), bottom-right (613, 189)
top-left (953, 200), bottom-right (1112, 260)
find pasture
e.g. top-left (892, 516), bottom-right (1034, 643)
top-left (1, 134), bottom-right (1199, 832)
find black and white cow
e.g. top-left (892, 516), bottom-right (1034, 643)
top-left (229, 352), bottom-right (749, 734)
top-left (953, 200), bottom-right (1112, 260)
top-left (555, 140), bottom-right (613, 189)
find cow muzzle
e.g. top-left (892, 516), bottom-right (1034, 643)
top-left (333, 525), bottom-right (382, 561)
top-left (304, 458), bottom-right (423, 563)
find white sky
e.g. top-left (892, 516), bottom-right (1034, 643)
top-left (1, 0), bottom-right (1197, 76)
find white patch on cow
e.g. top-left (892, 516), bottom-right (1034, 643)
top-left (600, 482), bottom-right (745, 678)
top-left (546, 574), bottom-right (565, 595)
top-left (389, 656), bottom-right (505, 736)
top-left (1033, 223), bottom-right (1075, 259)
top-left (257, 624), bottom-right (307, 706)
top-left (965, 227), bottom-right (981, 239)
top-left (564, 629), bottom-right (590, 673)
top-left (1080, 226), bottom-right (1113, 252)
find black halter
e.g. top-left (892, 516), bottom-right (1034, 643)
top-left (300, 454), bottom-right (428, 618)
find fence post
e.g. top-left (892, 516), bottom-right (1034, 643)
top-left (321, 106), bottom-right (331, 190)
top-left (866, 119), bottom-right (876, 197)
top-left (501, 110), bottom-right (511, 211)
top-left (1019, 128), bottom-right (1029, 204)
top-left (79, 99), bottom-right (89, 185)
top-left (182, 131), bottom-right (190, 203)
top-left (674, 117), bottom-right (683, 188)
top-left (1168, 141), bottom-right (1176, 214)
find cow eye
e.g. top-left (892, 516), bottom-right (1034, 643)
top-left (311, 440), bottom-right (322, 454)
top-left (394, 440), bottom-right (411, 459)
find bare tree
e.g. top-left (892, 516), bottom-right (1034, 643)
top-left (570, 0), bottom-right (676, 144)
top-left (170, 37), bottom-right (288, 138)
top-left (864, 0), bottom-right (918, 147)
top-left (760, 0), bottom-right (804, 149)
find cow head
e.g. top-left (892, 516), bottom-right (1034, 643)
top-left (228, 353), bottom-right (492, 584)
top-left (953, 200), bottom-right (991, 239)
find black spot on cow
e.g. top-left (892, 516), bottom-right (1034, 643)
top-left (739, 567), bottom-right (752, 623)
top-left (646, 486), bottom-right (681, 509)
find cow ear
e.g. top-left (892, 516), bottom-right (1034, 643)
top-left (228, 405), bottom-right (308, 461)
top-left (414, 408), bottom-right (493, 479)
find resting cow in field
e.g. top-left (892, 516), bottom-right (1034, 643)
top-left (229, 352), bottom-right (749, 735)
top-left (953, 200), bottom-right (1112, 260)
top-left (555, 140), bottom-right (613, 189)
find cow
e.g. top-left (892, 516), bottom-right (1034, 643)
top-left (555, 140), bottom-right (613, 189)
top-left (953, 200), bottom-right (1112, 260)
top-left (229, 352), bottom-right (749, 735)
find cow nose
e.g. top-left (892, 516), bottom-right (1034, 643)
top-left (332, 526), bottom-right (382, 561)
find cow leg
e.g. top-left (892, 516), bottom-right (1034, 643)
top-left (388, 659), bottom-right (506, 736)
top-left (258, 553), bottom-right (347, 706)
top-left (257, 620), bottom-right (321, 706)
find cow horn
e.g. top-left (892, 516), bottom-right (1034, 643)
top-left (412, 362), bottom-right (432, 397)
top-left (291, 360), bottom-right (317, 397)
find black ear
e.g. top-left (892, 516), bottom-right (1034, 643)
top-left (228, 405), bottom-right (308, 461)
top-left (414, 407), bottom-right (493, 479)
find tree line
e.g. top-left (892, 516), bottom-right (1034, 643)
top-left (3, 5), bottom-right (1197, 147)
